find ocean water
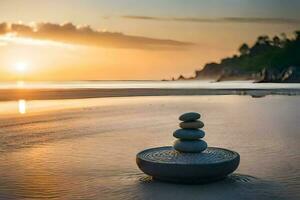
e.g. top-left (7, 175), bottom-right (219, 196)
top-left (0, 80), bottom-right (300, 89)
top-left (0, 95), bottom-right (299, 200)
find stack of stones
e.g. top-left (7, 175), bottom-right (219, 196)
top-left (173, 112), bottom-right (207, 153)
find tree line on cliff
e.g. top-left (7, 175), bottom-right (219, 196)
top-left (181, 31), bottom-right (300, 83)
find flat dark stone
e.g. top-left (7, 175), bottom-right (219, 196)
top-left (174, 139), bottom-right (207, 153)
top-left (136, 146), bottom-right (240, 184)
top-left (179, 121), bottom-right (204, 129)
top-left (179, 112), bottom-right (201, 122)
top-left (173, 129), bottom-right (205, 140)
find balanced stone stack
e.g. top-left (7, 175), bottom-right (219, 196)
top-left (136, 112), bottom-right (240, 184)
top-left (173, 112), bottom-right (207, 153)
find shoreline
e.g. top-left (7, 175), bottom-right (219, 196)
top-left (0, 88), bottom-right (300, 101)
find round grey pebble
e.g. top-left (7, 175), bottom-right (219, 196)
top-left (174, 139), bottom-right (207, 153)
top-left (180, 120), bottom-right (204, 129)
top-left (173, 129), bottom-right (205, 140)
top-left (179, 112), bottom-right (201, 122)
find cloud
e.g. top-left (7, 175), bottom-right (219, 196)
top-left (0, 22), bottom-right (193, 50)
top-left (122, 16), bottom-right (300, 24)
top-left (123, 16), bottom-right (164, 21)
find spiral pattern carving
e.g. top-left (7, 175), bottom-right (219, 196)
top-left (138, 146), bottom-right (238, 164)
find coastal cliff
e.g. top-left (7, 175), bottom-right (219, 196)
top-left (184, 31), bottom-right (300, 83)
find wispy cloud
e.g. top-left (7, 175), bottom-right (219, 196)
top-left (123, 16), bottom-right (300, 24)
top-left (0, 22), bottom-right (193, 50)
top-left (123, 16), bottom-right (164, 21)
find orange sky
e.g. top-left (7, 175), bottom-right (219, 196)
top-left (0, 0), bottom-right (299, 81)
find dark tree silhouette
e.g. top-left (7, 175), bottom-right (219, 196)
top-left (256, 35), bottom-right (271, 45)
top-left (239, 43), bottom-right (250, 55)
top-left (272, 36), bottom-right (281, 47)
top-left (295, 31), bottom-right (300, 41)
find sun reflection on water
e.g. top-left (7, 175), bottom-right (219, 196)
top-left (17, 81), bottom-right (25, 88)
top-left (18, 99), bottom-right (27, 114)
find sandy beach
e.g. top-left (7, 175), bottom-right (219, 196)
top-left (0, 87), bottom-right (300, 101)
top-left (0, 95), bottom-right (299, 199)
top-left (0, 80), bottom-right (300, 101)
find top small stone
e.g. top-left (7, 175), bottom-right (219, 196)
top-left (179, 112), bottom-right (201, 122)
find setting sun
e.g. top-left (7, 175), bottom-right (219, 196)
top-left (14, 62), bottom-right (28, 73)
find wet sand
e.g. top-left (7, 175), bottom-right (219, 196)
top-left (0, 96), bottom-right (299, 199)
top-left (0, 88), bottom-right (300, 101)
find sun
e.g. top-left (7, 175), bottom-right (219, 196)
top-left (14, 62), bottom-right (28, 72)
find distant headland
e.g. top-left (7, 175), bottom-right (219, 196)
top-left (171, 30), bottom-right (300, 83)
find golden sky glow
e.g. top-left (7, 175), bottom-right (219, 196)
top-left (0, 0), bottom-right (299, 81)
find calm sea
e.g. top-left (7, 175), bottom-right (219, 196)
top-left (0, 80), bottom-right (300, 89)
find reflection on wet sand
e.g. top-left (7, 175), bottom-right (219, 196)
top-left (18, 99), bottom-right (26, 114)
